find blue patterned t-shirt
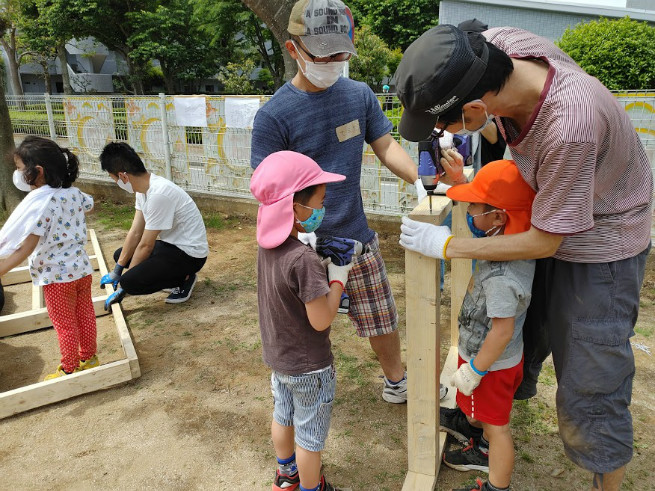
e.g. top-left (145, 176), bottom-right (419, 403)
top-left (250, 77), bottom-right (393, 244)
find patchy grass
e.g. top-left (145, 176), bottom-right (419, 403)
top-left (203, 212), bottom-right (237, 230)
top-left (92, 200), bottom-right (134, 230)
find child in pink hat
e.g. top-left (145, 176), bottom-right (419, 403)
top-left (250, 150), bottom-right (352, 491)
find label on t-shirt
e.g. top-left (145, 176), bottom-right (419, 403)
top-left (336, 119), bottom-right (361, 142)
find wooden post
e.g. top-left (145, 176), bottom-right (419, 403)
top-left (403, 195), bottom-right (451, 490)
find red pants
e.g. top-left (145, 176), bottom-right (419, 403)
top-left (43, 275), bottom-right (97, 373)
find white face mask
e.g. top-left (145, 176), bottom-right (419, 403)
top-left (457, 101), bottom-right (495, 136)
top-left (13, 169), bottom-right (33, 192)
top-left (116, 174), bottom-right (134, 194)
top-left (294, 46), bottom-right (345, 89)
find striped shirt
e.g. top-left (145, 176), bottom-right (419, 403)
top-left (485, 27), bottom-right (653, 263)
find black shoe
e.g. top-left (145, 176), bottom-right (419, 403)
top-left (165, 274), bottom-right (198, 304)
top-left (443, 438), bottom-right (489, 473)
top-left (440, 406), bottom-right (483, 444)
top-left (453, 478), bottom-right (489, 491)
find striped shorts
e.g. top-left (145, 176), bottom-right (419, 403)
top-left (271, 365), bottom-right (336, 453)
top-left (345, 234), bottom-right (398, 337)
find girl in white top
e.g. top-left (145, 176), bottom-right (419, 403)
top-left (0, 136), bottom-right (98, 380)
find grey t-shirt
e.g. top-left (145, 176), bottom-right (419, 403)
top-left (257, 236), bottom-right (332, 375)
top-left (250, 77), bottom-right (393, 245)
top-left (458, 258), bottom-right (536, 371)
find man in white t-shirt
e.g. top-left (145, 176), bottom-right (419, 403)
top-left (99, 143), bottom-right (208, 310)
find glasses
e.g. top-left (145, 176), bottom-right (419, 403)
top-left (293, 40), bottom-right (352, 64)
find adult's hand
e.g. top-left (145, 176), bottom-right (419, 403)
top-left (104, 288), bottom-right (126, 311)
top-left (414, 179), bottom-right (428, 203)
top-left (439, 148), bottom-right (467, 185)
top-left (399, 216), bottom-right (453, 259)
top-left (451, 361), bottom-right (483, 396)
top-left (100, 263), bottom-right (124, 290)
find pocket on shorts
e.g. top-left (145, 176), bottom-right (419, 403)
top-left (569, 318), bottom-right (635, 395)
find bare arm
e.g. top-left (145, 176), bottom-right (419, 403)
top-left (128, 228), bottom-right (160, 270)
top-left (447, 226), bottom-right (563, 261)
top-left (116, 210), bottom-right (146, 267)
top-left (370, 133), bottom-right (418, 184)
top-left (472, 316), bottom-right (515, 373)
top-left (0, 234), bottom-right (41, 277)
top-left (304, 283), bottom-right (344, 332)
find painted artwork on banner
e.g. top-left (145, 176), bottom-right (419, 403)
top-left (198, 96), bottom-right (263, 197)
top-left (124, 97), bottom-right (186, 176)
top-left (63, 97), bottom-right (115, 159)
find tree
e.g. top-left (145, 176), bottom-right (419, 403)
top-left (218, 59), bottom-right (255, 94)
top-left (0, 0), bottom-right (29, 96)
top-left (348, 0), bottom-right (439, 51)
top-left (241, 0), bottom-right (296, 81)
top-left (0, 62), bottom-right (21, 212)
top-left (557, 17), bottom-right (655, 90)
top-left (349, 25), bottom-right (393, 91)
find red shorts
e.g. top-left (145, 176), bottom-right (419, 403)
top-left (455, 355), bottom-right (523, 426)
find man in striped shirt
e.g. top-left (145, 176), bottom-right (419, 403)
top-left (395, 25), bottom-right (652, 491)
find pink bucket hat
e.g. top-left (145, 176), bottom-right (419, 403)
top-left (250, 151), bottom-right (345, 249)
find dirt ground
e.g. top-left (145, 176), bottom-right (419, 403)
top-left (1, 208), bottom-right (654, 491)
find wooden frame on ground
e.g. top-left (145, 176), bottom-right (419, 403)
top-left (0, 229), bottom-right (140, 419)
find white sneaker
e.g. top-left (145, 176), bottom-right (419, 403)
top-left (382, 372), bottom-right (407, 404)
top-left (440, 383), bottom-right (448, 400)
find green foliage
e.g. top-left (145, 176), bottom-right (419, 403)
top-left (349, 25), bottom-right (394, 91)
top-left (92, 201), bottom-right (135, 231)
top-left (557, 17), bottom-right (655, 90)
top-left (218, 59), bottom-right (255, 95)
top-left (348, 0), bottom-right (439, 51)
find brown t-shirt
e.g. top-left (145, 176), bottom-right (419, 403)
top-left (257, 236), bottom-right (332, 375)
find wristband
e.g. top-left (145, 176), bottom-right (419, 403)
top-left (329, 280), bottom-right (344, 290)
top-left (442, 235), bottom-right (454, 260)
top-left (470, 359), bottom-right (488, 376)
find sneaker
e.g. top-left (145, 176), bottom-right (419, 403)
top-left (44, 365), bottom-right (77, 380)
top-left (440, 383), bottom-right (448, 400)
top-left (318, 475), bottom-right (337, 491)
top-left (440, 406), bottom-right (482, 443)
top-left (382, 372), bottom-right (407, 403)
top-left (165, 274), bottom-right (198, 304)
top-left (443, 438), bottom-right (489, 473)
top-left (272, 469), bottom-right (299, 491)
top-left (79, 354), bottom-right (99, 371)
top-left (453, 477), bottom-right (488, 491)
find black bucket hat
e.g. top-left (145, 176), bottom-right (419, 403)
top-left (395, 25), bottom-right (489, 142)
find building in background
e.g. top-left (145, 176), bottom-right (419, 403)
top-left (439, 0), bottom-right (654, 41)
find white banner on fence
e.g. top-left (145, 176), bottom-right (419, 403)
top-left (224, 97), bottom-right (260, 129)
top-left (173, 96), bottom-right (208, 127)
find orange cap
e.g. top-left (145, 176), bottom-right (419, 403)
top-left (446, 160), bottom-right (536, 235)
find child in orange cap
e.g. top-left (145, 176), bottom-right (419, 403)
top-left (438, 160), bottom-right (536, 491)
top-left (250, 150), bottom-right (352, 491)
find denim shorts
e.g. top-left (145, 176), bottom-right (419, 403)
top-left (544, 245), bottom-right (649, 473)
top-left (271, 365), bottom-right (336, 453)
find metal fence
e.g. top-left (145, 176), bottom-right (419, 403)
top-left (7, 91), bottom-right (655, 217)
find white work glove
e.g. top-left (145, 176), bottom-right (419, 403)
top-left (399, 216), bottom-right (453, 259)
top-left (298, 232), bottom-right (317, 250)
top-left (327, 262), bottom-right (354, 289)
top-left (451, 360), bottom-right (484, 396)
top-left (414, 178), bottom-right (428, 203)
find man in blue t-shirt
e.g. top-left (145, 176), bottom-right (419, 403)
top-left (251, 0), bottom-right (426, 406)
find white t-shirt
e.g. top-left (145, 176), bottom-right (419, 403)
top-left (30, 187), bottom-right (94, 286)
top-left (135, 174), bottom-right (208, 258)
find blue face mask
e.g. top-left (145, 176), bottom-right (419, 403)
top-left (466, 210), bottom-right (503, 238)
top-left (296, 205), bottom-right (325, 233)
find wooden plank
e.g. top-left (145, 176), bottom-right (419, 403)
top-left (0, 360), bottom-right (133, 419)
top-left (0, 295), bottom-right (110, 338)
top-left (404, 197), bottom-right (447, 481)
top-left (402, 471), bottom-right (437, 491)
top-left (31, 284), bottom-right (45, 310)
top-left (2, 255), bottom-right (99, 286)
top-left (450, 201), bottom-right (472, 348)
top-left (88, 229), bottom-right (140, 378)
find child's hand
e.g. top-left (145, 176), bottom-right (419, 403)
top-left (439, 148), bottom-right (466, 185)
top-left (451, 361), bottom-right (484, 396)
top-left (327, 262), bottom-right (354, 289)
